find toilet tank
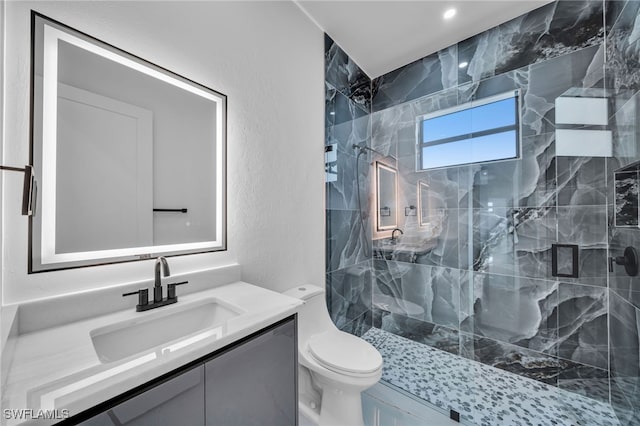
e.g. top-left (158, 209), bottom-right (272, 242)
top-left (283, 285), bottom-right (336, 342)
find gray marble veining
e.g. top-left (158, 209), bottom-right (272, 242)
top-left (327, 0), bottom-right (640, 423)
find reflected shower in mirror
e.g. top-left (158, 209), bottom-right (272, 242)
top-left (30, 12), bottom-right (227, 272)
top-left (375, 162), bottom-right (398, 231)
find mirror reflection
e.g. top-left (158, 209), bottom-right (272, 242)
top-left (376, 162), bottom-right (397, 231)
top-left (418, 181), bottom-right (430, 228)
top-left (30, 13), bottom-right (226, 272)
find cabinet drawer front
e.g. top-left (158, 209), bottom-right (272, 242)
top-left (81, 366), bottom-right (204, 426)
top-left (205, 319), bottom-right (297, 426)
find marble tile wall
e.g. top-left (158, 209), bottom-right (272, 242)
top-left (325, 35), bottom-right (373, 337)
top-left (325, 0), bottom-right (640, 423)
top-left (368, 0), bottom-right (620, 413)
top-left (607, 1), bottom-right (640, 423)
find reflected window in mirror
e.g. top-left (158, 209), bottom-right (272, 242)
top-left (30, 12), bottom-right (227, 272)
top-left (375, 162), bottom-right (398, 231)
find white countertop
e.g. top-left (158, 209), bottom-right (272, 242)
top-left (2, 282), bottom-right (302, 425)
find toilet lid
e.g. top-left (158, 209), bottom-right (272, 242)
top-left (307, 331), bottom-right (382, 375)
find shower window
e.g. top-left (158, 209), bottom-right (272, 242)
top-left (418, 90), bottom-right (520, 170)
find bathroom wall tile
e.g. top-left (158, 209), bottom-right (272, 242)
top-left (373, 309), bottom-right (459, 356)
top-left (608, 225), bottom-right (640, 310)
top-left (325, 116), bottom-right (371, 212)
top-left (459, 333), bottom-right (559, 386)
top-left (326, 209), bottom-right (371, 272)
top-left (325, 84), bottom-right (368, 128)
top-left (327, 261), bottom-right (372, 329)
top-left (370, 87), bottom-right (461, 164)
top-left (606, 0), bottom-right (634, 34)
top-left (371, 45), bottom-right (457, 112)
top-left (459, 44), bottom-right (603, 139)
top-left (556, 205), bottom-right (608, 287)
top-left (609, 92), bottom-right (639, 171)
top-left (456, 69), bottom-right (522, 108)
top-left (609, 290), bottom-right (640, 423)
top-left (613, 171), bottom-right (639, 227)
top-left (400, 168), bottom-right (460, 212)
top-left (459, 138), bottom-right (555, 209)
top-left (454, 134), bottom-right (555, 210)
top-left (393, 168), bottom-right (460, 269)
top-left (558, 363), bottom-right (610, 404)
top-left (556, 157), bottom-right (607, 206)
top-left (326, 114), bottom-right (370, 164)
top-left (458, 270), bottom-right (473, 329)
top-left (460, 273), bottom-right (558, 356)
top-left (373, 260), bottom-right (460, 329)
top-left (458, 0), bottom-right (604, 84)
top-left (326, 0), bottom-right (640, 410)
top-left (457, 209), bottom-right (473, 271)
top-left (520, 135), bottom-right (557, 208)
top-left (606, 0), bottom-right (640, 97)
top-left (338, 310), bottom-right (373, 338)
top-left (557, 203), bottom-right (606, 248)
top-left (557, 283), bottom-right (608, 370)
top-left (370, 104), bottom-right (408, 159)
top-left (410, 86), bottom-right (459, 118)
top-left (325, 34), bottom-right (371, 112)
top-left (410, 213), bottom-right (459, 270)
top-left (457, 207), bottom-right (555, 280)
top-left (611, 377), bottom-right (640, 426)
top-left (325, 149), bottom-right (370, 213)
top-left (525, 44), bottom-right (604, 132)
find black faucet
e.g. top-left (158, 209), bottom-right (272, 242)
top-left (391, 228), bottom-right (404, 242)
top-left (154, 256), bottom-right (170, 303)
top-left (123, 257), bottom-right (189, 312)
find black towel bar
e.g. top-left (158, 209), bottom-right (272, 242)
top-left (153, 208), bottom-right (188, 213)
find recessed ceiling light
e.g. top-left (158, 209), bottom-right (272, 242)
top-left (458, 61), bottom-right (469, 69)
top-left (443, 8), bottom-right (456, 20)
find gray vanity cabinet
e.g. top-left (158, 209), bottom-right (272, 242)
top-left (205, 317), bottom-right (297, 426)
top-left (75, 317), bottom-right (296, 426)
top-left (80, 367), bottom-right (205, 426)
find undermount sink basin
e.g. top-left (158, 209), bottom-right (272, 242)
top-left (90, 298), bottom-right (243, 363)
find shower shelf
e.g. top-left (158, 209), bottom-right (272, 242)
top-left (613, 161), bottom-right (640, 228)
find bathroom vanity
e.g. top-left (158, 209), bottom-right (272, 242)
top-left (1, 10), bottom-right (299, 426)
top-left (1, 279), bottom-right (301, 426)
top-left (78, 316), bottom-right (296, 425)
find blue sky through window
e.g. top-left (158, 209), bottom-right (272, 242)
top-left (422, 97), bottom-right (517, 144)
top-left (419, 94), bottom-right (518, 170)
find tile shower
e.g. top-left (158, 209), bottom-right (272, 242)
top-left (325, 1), bottom-right (640, 424)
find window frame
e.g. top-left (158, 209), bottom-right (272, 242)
top-left (416, 90), bottom-right (522, 171)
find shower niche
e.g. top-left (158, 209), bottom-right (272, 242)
top-left (614, 161), bottom-right (640, 228)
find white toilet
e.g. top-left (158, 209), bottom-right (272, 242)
top-left (283, 285), bottom-right (383, 426)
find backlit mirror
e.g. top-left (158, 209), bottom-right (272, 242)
top-left (376, 162), bottom-right (397, 231)
top-left (418, 181), bottom-right (430, 227)
top-left (30, 12), bottom-right (227, 272)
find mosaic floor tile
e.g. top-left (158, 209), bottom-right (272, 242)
top-left (362, 328), bottom-right (620, 426)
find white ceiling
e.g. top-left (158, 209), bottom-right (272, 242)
top-left (296, 0), bottom-right (553, 78)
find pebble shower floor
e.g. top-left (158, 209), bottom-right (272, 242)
top-left (362, 328), bottom-right (620, 426)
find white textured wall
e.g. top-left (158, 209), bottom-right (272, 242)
top-left (0, 0), bottom-right (5, 405)
top-left (2, 1), bottom-right (324, 303)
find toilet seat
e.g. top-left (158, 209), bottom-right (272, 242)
top-left (307, 331), bottom-right (382, 376)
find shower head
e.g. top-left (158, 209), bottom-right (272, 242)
top-left (352, 143), bottom-right (385, 157)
